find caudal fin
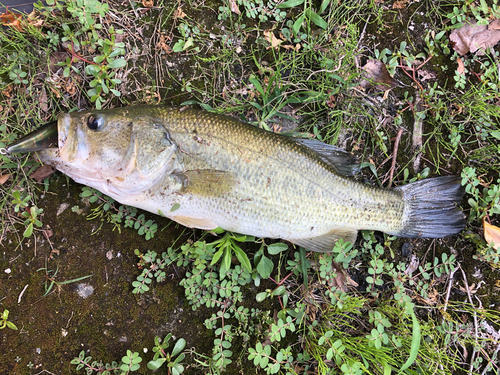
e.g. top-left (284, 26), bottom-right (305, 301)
top-left (394, 176), bottom-right (466, 238)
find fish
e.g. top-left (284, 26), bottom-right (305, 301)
top-left (4, 105), bottom-right (466, 252)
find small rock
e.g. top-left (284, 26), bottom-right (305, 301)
top-left (75, 283), bottom-right (94, 299)
top-left (56, 203), bottom-right (70, 216)
top-left (106, 250), bottom-right (113, 260)
top-left (4, 268), bottom-right (11, 274)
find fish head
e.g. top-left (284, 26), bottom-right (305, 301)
top-left (39, 107), bottom-right (178, 195)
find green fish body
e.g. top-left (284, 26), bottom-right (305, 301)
top-left (9, 106), bottom-right (465, 252)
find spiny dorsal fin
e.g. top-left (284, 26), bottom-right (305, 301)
top-left (174, 170), bottom-right (236, 196)
top-left (294, 138), bottom-right (360, 177)
top-left (290, 228), bottom-right (358, 253)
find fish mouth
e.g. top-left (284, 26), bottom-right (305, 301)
top-left (3, 119), bottom-right (60, 155)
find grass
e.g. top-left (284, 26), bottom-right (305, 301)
top-left (1, 0), bottom-right (500, 374)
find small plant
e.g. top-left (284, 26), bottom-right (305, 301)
top-left (71, 349), bottom-right (142, 374)
top-left (37, 260), bottom-right (92, 296)
top-left (0, 309), bottom-right (18, 330)
top-left (147, 333), bottom-right (186, 373)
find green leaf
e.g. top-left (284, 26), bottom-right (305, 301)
top-left (211, 248), bottom-right (224, 265)
top-left (256, 292), bottom-right (267, 302)
top-left (147, 358), bottom-right (167, 370)
top-left (305, 9), bottom-right (328, 29)
top-left (234, 246), bottom-right (252, 272)
top-left (292, 14), bottom-right (305, 36)
top-left (277, 0), bottom-right (304, 8)
top-left (399, 312), bottom-right (421, 373)
top-left (249, 75), bottom-right (264, 96)
top-left (319, 0), bottom-right (331, 14)
top-left (172, 338), bottom-right (186, 357)
top-left (107, 58), bottom-right (126, 69)
top-left (267, 243), bottom-right (288, 255)
top-left (256, 255), bottom-right (274, 279)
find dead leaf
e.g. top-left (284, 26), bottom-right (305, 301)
top-left (174, 7), bottom-right (186, 19)
top-left (30, 164), bottom-right (55, 183)
top-left (27, 10), bottom-right (43, 28)
top-left (229, 0), bottom-right (240, 15)
top-left (456, 57), bottom-right (465, 75)
top-left (142, 0), bottom-right (154, 7)
top-left (450, 20), bottom-right (500, 56)
top-left (392, 0), bottom-right (408, 9)
top-left (0, 10), bottom-right (23, 32)
top-left (0, 174), bottom-right (11, 185)
top-left (264, 30), bottom-right (283, 49)
top-left (484, 220), bottom-right (500, 250)
top-left (40, 87), bottom-right (48, 113)
top-left (359, 59), bottom-right (400, 91)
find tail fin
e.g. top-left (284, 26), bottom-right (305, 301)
top-left (394, 176), bottom-right (466, 238)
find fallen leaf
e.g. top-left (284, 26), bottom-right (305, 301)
top-left (229, 0), bottom-right (240, 15)
top-left (142, 0), bottom-right (154, 7)
top-left (174, 7), bottom-right (186, 18)
top-left (30, 164), bottom-right (55, 182)
top-left (0, 174), bottom-right (11, 184)
top-left (484, 220), bottom-right (500, 250)
top-left (0, 10), bottom-right (23, 31)
top-left (264, 30), bottom-right (283, 49)
top-left (450, 20), bottom-right (500, 56)
top-left (359, 59), bottom-right (400, 91)
top-left (40, 87), bottom-right (48, 113)
top-left (392, 0), bottom-right (408, 9)
top-left (456, 57), bottom-right (465, 75)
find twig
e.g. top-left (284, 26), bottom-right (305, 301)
top-left (387, 128), bottom-right (404, 188)
top-left (356, 15), bottom-right (371, 49)
top-left (442, 267), bottom-right (456, 313)
top-left (459, 265), bottom-right (480, 374)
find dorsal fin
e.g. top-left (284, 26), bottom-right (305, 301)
top-left (294, 138), bottom-right (360, 177)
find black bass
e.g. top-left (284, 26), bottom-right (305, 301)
top-left (5, 106), bottom-right (465, 252)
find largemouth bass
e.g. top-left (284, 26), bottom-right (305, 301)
top-left (5, 106), bottom-right (465, 252)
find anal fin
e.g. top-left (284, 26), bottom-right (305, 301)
top-left (172, 215), bottom-right (218, 230)
top-left (290, 228), bottom-right (358, 253)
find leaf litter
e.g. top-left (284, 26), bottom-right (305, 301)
top-left (450, 19), bottom-right (500, 56)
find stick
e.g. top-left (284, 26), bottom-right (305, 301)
top-left (388, 128), bottom-right (404, 188)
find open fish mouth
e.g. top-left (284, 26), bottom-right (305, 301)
top-left (1, 120), bottom-right (60, 155)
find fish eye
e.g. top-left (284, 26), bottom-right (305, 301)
top-left (87, 115), bottom-right (104, 131)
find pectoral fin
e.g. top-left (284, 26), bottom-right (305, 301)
top-left (290, 228), bottom-right (358, 253)
top-left (174, 170), bottom-right (236, 196)
top-left (172, 215), bottom-right (218, 230)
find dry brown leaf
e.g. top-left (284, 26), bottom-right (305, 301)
top-left (263, 30), bottom-right (282, 49)
top-left (0, 10), bottom-right (23, 31)
top-left (484, 220), bottom-right (500, 250)
top-left (142, 0), bottom-right (154, 8)
top-left (456, 57), bottom-right (466, 75)
top-left (27, 11), bottom-right (44, 28)
top-left (392, 0), bottom-right (408, 9)
top-left (30, 164), bottom-right (55, 183)
top-left (229, 0), bottom-right (241, 15)
top-left (450, 20), bottom-right (500, 55)
top-left (0, 174), bottom-right (11, 185)
top-left (40, 87), bottom-right (48, 113)
top-left (359, 59), bottom-right (400, 91)
top-left (174, 7), bottom-right (186, 19)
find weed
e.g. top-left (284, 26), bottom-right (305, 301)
top-left (37, 259), bottom-right (92, 296)
top-left (0, 309), bottom-right (18, 330)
